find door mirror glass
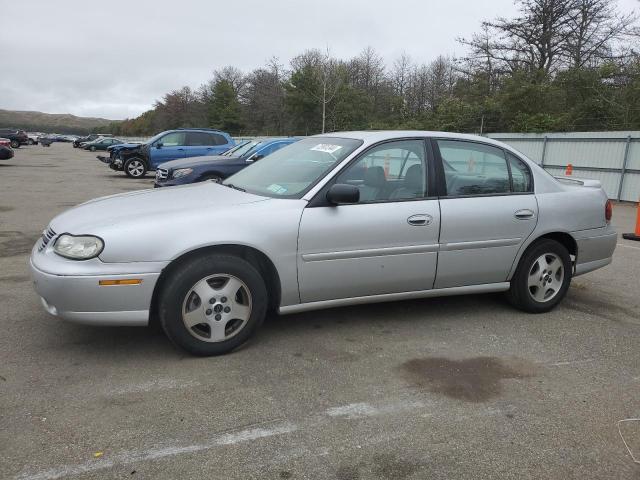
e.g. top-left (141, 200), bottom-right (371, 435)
top-left (156, 142), bottom-right (163, 149)
top-left (327, 184), bottom-right (360, 205)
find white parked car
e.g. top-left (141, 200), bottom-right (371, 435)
top-left (30, 131), bottom-right (617, 355)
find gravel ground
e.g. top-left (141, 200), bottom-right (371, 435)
top-left (1, 142), bottom-right (639, 480)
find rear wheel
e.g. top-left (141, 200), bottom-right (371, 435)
top-left (27, 139), bottom-right (35, 145)
top-left (124, 158), bottom-right (146, 178)
top-left (158, 254), bottom-right (268, 356)
top-left (507, 239), bottom-right (571, 313)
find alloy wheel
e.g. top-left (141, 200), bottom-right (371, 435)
top-left (527, 253), bottom-right (564, 302)
top-left (127, 160), bottom-right (145, 177)
top-left (181, 274), bottom-right (252, 343)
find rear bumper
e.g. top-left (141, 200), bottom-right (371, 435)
top-left (573, 226), bottom-right (617, 276)
top-left (30, 255), bottom-right (163, 326)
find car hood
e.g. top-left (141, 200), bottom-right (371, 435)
top-left (49, 182), bottom-right (268, 233)
top-left (159, 155), bottom-right (242, 170)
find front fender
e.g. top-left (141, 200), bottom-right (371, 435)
top-left (98, 199), bottom-right (307, 306)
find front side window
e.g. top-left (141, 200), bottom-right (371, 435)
top-left (159, 132), bottom-right (186, 146)
top-left (223, 137), bottom-right (362, 198)
top-left (333, 140), bottom-right (428, 202)
top-left (438, 140), bottom-right (510, 196)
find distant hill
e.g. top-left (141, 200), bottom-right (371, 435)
top-left (0, 109), bottom-right (119, 134)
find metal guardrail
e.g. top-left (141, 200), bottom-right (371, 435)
top-left (488, 132), bottom-right (640, 202)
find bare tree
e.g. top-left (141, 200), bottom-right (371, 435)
top-left (461, 0), bottom-right (577, 75)
top-left (563, 0), bottom-right (636, 68)
top-left (291, 48), bottom-right (341, 133)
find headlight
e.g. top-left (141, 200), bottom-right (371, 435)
top-left (172, 168), bottom-right (193, 179)
top-left (53, 234), bottom-right (104, 260)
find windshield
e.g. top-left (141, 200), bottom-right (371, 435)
top-left (223, 137), bottom-right (362, 198)
top-left (226, 141), bottom-right (261, 158)
top-left (221, 141), bottom-right (250, 156)
top-left (145, 131), bottom-right (168, 146)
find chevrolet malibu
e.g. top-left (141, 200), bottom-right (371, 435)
top-left (30, 132), bottom-right (617, 356)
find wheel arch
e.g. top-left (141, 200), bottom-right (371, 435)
top-left (507, 231), bottom-right (578, 280)
top-left (149, 244), bottom-right (282, 326)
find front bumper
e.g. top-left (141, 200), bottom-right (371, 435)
top-left (30, 247), bottom-right (166, 326)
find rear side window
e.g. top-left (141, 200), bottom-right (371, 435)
top-left (507, 152), bottom-right (533, 192)
top-left (437, 140), bottom-right (510, 196)
top-left (210, 133), bottom-right (228, 146)
top-left (186, 132), bottom-right (213, 146)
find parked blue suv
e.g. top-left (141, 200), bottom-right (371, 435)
top-left (154, 138), bottom-right (300, 187)
top-left (109, 128), bottom-right (235, 178)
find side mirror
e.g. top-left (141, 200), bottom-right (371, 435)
top-left (156, 142), bottom-right (163, 149)
top-left (250, 153), bottom-right (264, 162)
top-left (326, 184), bottom-right (360, 205)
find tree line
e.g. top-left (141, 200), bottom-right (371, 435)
top-left (107, 0), bottom-right (640, 137)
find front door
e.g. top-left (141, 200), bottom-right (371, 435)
top-left (433, 139), bottom-right (538, 288)
top-left (297, 139), bottom-right (440, 303)
top-left (150, 131), bottom-right (187, 168)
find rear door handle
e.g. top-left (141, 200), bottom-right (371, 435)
top-left (407, 214), bottom-right (433, 226)
top-left (514, 209), bottom-right (535, 220)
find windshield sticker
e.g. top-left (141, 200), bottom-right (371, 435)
top-left (310, 144), bottom-right (343, 154)
top-left (267, 184), bottom-right (288, 194)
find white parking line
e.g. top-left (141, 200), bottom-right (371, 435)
top-left (617, 243), bottom-right (640, 250)
top-left (14, 397), bottom-right (504, 480)
top-left (15, 422), bottom-right (298, 480)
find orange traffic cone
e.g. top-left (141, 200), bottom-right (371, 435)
top-left (565, 163), bottom-right (573, 175)
top-left (622, 199), bottom-right (640, 241)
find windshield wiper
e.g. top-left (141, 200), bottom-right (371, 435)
top-left (225, 183), bottom-right (246, 192)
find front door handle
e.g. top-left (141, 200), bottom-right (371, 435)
top-left (407, 214), bottom-right (433, 226)
top-left (514, 209), bottom-right (535, 220)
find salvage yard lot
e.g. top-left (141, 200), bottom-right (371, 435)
top-left (1, 143), bottom-right (640, 479)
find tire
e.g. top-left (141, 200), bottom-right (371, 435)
top-left (203, 175), bottom-right (221, 183)
top-left (158, 254), bottom-right (268, 356)
top-left (124, 158), bottom-right (147, 178)
top-left (10, 140), bottom-right (19, 149)
top-left (506, 239), bottom-right (571, 313)
top-left (27, 139), bottom-right (35, 146)
top-left (90, 146), bottom-right (96, 152)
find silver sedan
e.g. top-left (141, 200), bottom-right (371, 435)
top-left (30, 131), bottom-right (617, 355)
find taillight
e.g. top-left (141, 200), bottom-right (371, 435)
top-left (605, 199), bottom-right (613, 223)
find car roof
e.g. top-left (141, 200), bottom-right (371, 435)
top-left (317, 130), bottom-right (507, 147)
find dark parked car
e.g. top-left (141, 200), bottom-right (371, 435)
top-left (0, 129), bottom-right (28, 148)
top-left (82, 137), bottom-right (124, 151)
top-left (0, 139), bottom-right (14, 160)
top-left (73, 134), bottom-right (112, 148)
top-left (110, 128), bottom-right (236, 178)
top-left (154, 138), bottom-right (300, 187)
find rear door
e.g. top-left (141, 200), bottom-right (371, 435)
top-left (433, 139), bottom-right (537, 288)
top-left (150, 131), bottom-right (187, 168)
top-left (183, 132), bottom-right (219, 157)
top-left (297, 139), bottom-right (440, 303)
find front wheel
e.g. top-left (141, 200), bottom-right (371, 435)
top-left (90, 145), bottom-right (96, 152)
top-left (10, 140), bottom-right (19, 149)
top-left (507, 239), bottom-right (571, 313)
top-left (124, 158), bottom-right (147, 178)
top-left (27, 139), bottom-right (35, 145)
top-left (158, 254), bottom-right (268, 356)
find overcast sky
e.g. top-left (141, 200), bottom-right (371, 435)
top-left (1, 0), bottom-right (637, 120)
